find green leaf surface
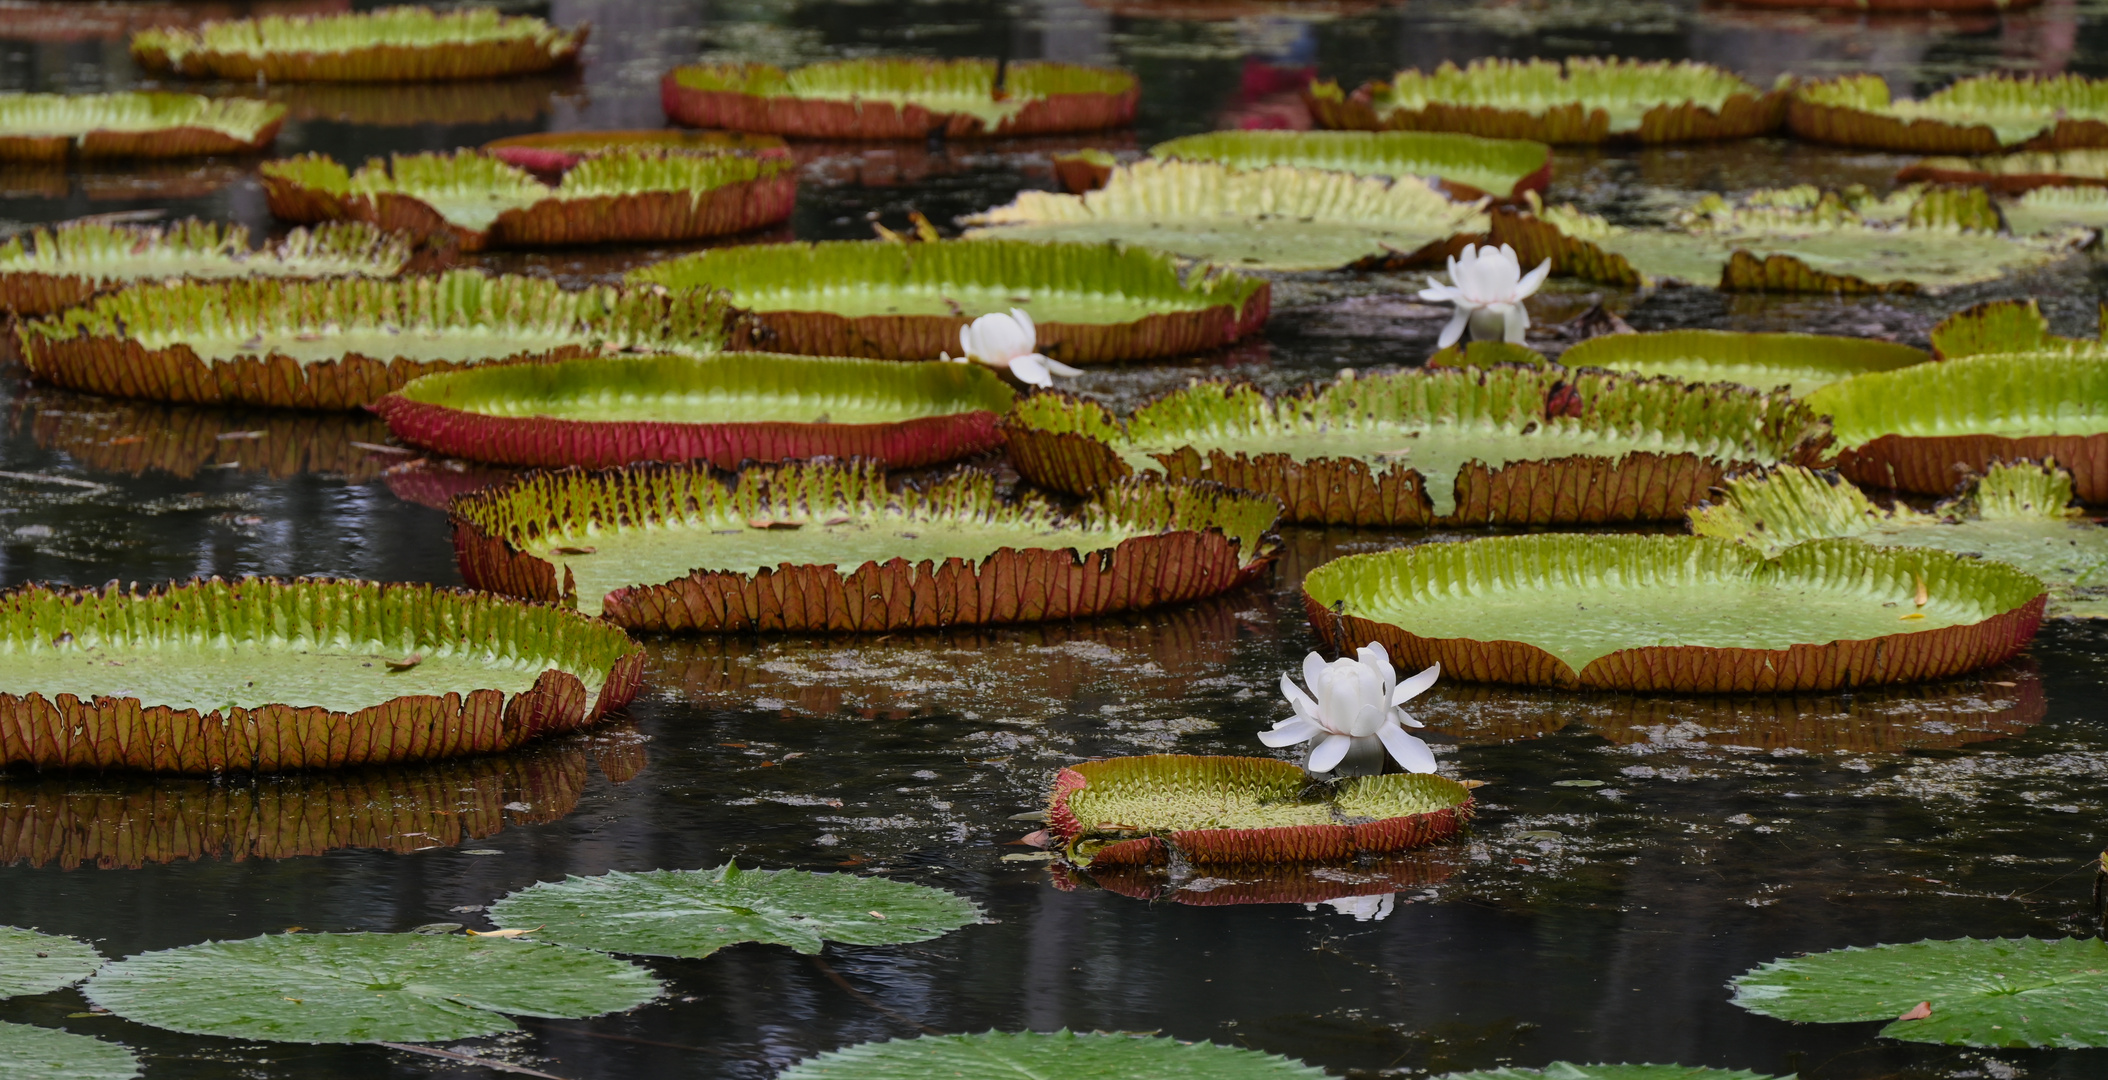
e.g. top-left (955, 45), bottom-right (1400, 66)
top-left (0, 1023), bottom-right (139, 1080)
top-left (0, 92), bottom-right (281, 140)
top-left (0, 220), bottom-right (406, 286)
top-left (0, 927), bottom-right (103, 998)
top-left (670, 59), bottom-right (1131, 128)
top-left (83, 932), bottom-right (660, 1044)
top-left (1369, 57), bottom-right (1761, 132)
top-left (776, 1030), bottom-right (1329, 1079)
top-left (1556, 329), bottom-right (1928, 397)
top-left (489, 864), bottom-right (983, 957)
top-left (1442, 1065), bottom-right (1787, 1080)
top-left (1731, 937), bottom-right (2108, 1048)
top-left (1800, 72), bottom-right (2108, 147)
top-left (1805, 352), bottom-right (2108, 448)
top-left (1150, 129), bottom-right (1549, 198)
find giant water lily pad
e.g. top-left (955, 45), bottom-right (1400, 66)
top-left (0, 736), bottom-right (609, 868)
top-left (1804, 352), bottom-right (2108, 501)
top-left (1993, 185), bottom-right (2108, 237)
top-left (484, 129), bottom-right (789, 173)
top-left (0, 1023), bottom-right (138, 1080)
top-left (0, 927), bottom-right (103, 997)
top-left (1442, 1067), bottom-right (1786, 1080)
top-left (660, 58), bottom-right (1137, 138)
top-left (1049, 754), bottom-right (1473, 867)
top-left (261, 148), bottom-right (795, 251)
top-left (0, 92), bottom-right (283, 160)
top-left (779, 1030), bottom-right (1327, 1079)
top-left (1926, 297), bottom-right (2105, 361)
top-left (373, 352), bottom-right (1014, 470)
top-left (961, 158), bottom-right (1489, 272)
top-left (132, 8), bottom-right (588, 82)
top-left (488, 864), bottom-right (983, 957)
top-left (0, 218), bottom-right (407, 317)
top-left (84, 933), bottom-right (659, 1044)
top-left (12, 270), bottom-right (722, 410)
top-left (1302, 535), bottom-right (2047, 691)
top-left (1003, 365), bottom-right (1827, 525)
top-left (1308, 57), bottom-right (1786, 144)
top-left (1555, 330), bottom-right (1929, 397)
top-left (1731, 937), bottom-right (2108, 1048)
top-left (626, 239), bottom-right (1270, 363)
top-left (0, 577), bottom-right (643, 773)
top-left (1791, 73), bottom-right (2108, 153)
top-left (1150, 129), bottom-right (1552, 202)
top-left (1495, 186), bottom-right (2088, 292)
top-left (1898, 147), bottom-right (2108, 193)
top-left (1692, 464), bottom-right (2108, 618)
top-left (450, 460), bottom-right (1281, 632)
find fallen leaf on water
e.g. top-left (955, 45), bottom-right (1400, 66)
top-left (1898, 1001), bottom-right (1932, 1021)
top-left (1001, 852), bottom-right (1058, 862)
top-left (467, 926), bottom-right (541, 938)
top-left (385, 653), bottom-right (423, 672)
top-left (552, 546), bottom-right (596, 555)
top-left (1010, 830), bottom-right (1050, 848)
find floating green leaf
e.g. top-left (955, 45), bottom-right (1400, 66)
top-left (1792, 73), bottom-right (2108, 152)
top-left (0, 1022), bottom-right (139, 1080)
top-left (132, 8), bottom-right (587, 82)
top-left (1899, 147), bottom-right (2108, 193)
top-left (1731, 937), bottom-right (2108, 1048)
top-left (1442, 1066), bottom-right (1787, 1080)
top-left (776, 1030), bottom-right (1329, 1079)
top-left (661, 58), bottom-right (1136, 138)
top-left (1691, 463), bottom-right (2108, 618)
top-left (1150, 129), bottom-right (1551, 201)
top-left (83, 932), bottom-right (660, 1044)
top-left (0, 92), bottom-right (284, 159)
top-left (489, 864), bottom-right (983, 958)
top-left (0, 927), bottom-right (103, 998)
top-left (1555, 330), bottom-right (1927, 397)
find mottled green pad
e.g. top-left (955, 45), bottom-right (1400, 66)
top-left (0, 1023), bottom-right (139, 1080)
top-left (0, 641), bottom-right (552, 713)
top-left (0, 927), bottom-right (103, 999)
top-left (777, 1030), bottom-right (1330, 1079)
top-left (533, 513), bottom-right (1149, 615)
top-left (489, 864), bottom-right (983, 958)
top-left (83, 933), bottom-right (660, 1044)
top-left (1732, 937), bottom-right (2108, 1048)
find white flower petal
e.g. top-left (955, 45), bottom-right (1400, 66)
top-left (1516, 257), bottom-right (1552, 297)
top-left (1306, 733), bottom-right (1353, 774)
top-left (1257, 717), bottom-right (1322, 747)
top-left (1436, 307), bottom-right (1471, 349)
top-left (1502, 303), bottom-right (1530, 344)
top-left (1302, 652), bottom-right (1329, 699)
top-left (1344, 702), bottom-right (1385, 738)
top-left (1377, 723), bottom-right (1439, 773)
top-left (1009, 306), bottom-right (1036, 338)
top-left (1392, 661), bottom-right (1440, 705)
top-left (1280, 672), bottom-right (1318, 717)
top-left (1041, 357), bottom-right (1083, 378)
top-left (1008, 354), bottom-right (1054, 387)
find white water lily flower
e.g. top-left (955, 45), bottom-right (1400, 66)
top-left (1260, 642), bottom-right (1439, 777)
top-left (941, 307), bottom-right (1082, 388)
top-left (1306, 893), bottom-right (1398, 922)
top-left (1417, 242), bottom-right (1551, 349)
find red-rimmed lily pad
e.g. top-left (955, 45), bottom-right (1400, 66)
top-left (0, 218), bottom-right (408, 317)
top-left (0, 92), bottom-right (284, 160)
top-left (1302, 534), bottom-right (2047, 692)
top-left (0, 577), bottom-right (643, 774)
top-left (1149, 129), bottom-right (1552, 203)
top-left (483, 129), bottom-right (789, 173)
top-left (1554, 329), bottom-right (1929, 396)
top-left (448, 460), bottom-right (1281, 632)
top-left (1047, 754), bottom-right (1474, 867)
top-left (261, 148), bottom-right (796, 251)
top-left (1307, 57), bottom-right (1787, 144)
top-left (372, 352), bottom-right (1014, 470)
top-left (1791, 73), bottom-right (2108, 153)
top-left (1804, 352), bottom-right (2108, 500)
top-left (625, 239), bottom-right (1270, 363)
top-left (1002, 364), bottom-right (1828, 526)
top-left (131, 8), bottom-right (588, 82)
top-left (11, 270), bottom-right (724, 410)
top-left (660, 58), bottom-right (1137, 139)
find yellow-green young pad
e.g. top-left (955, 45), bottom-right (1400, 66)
top-left (1806, 353), bottom-right (2108, 448)
top-left (1361, 57), bottom-right (1767, 134)
top-left (0, 92), bottom-right (283, 144)
top-left (0, 219), bottom-right (408, 292)
top-left (1691, 464), bottom-right (2108, 618)
top-left (961, 159), bottom-right (1489, 272)
top-left (776, 1031), bottom-right (1329, 1079)
top-left (1557, 330), bottom-right (1929, 397)
top-left (1149, 129), bottom-right (1551, 199)
top-left (0, 1023), bottom-right (139, 1080)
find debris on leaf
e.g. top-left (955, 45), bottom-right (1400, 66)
top-left (1899, 1001), bottom-right (1933, 1021)
top-left (384, 653), bottom-right (423, 672)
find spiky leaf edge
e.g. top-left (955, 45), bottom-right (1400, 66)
top-left (131, 10), bottom-right (588, 82)
top-left (0, 219), bottom-right (409, 317)
top-left (1790, 73), bottom-right (2108, 154)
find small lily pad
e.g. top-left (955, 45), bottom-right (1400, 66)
top-left (0, 927), bottom-right (103, 998)
top-left (1442, 1066), bottom-right (1787, 1080)
top-left (487, 864), bottom-right (984, 958)
top-left (776, 1030), bottom-right (1328, 1078)
top-left (83, 932), bottom-right (661, 1044)
top-left (0, 1022), bottom-right (139, 1080)
top-left (1731, 937), bottom-right (2108, 1048)
top-left (1550, 780), bottom-right (1604, 788)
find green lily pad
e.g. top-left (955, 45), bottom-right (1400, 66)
top-left (1899, 147), bottom-right (2108, 194)
top-left (1791, 73), bottom-right (2108, 152)
top-left (132, 8), bottom-right (587, 82)
top-left (0, 219), bottom-right (408, 317)
top-left (0, 92), bottom-right (284, 159)
top-left (777, 1030), bottom-right (1329, 1078)
top-left (0, 927), bottom-right (103, 998)
top-left (1442, 1066), bottom-right (1786, 1080)
top-left (1691, 463), bottom-right (2108, 618)
top-left (961, 158), bottom-right (1488, 272)
top-left (0, 1022), bottom-right (139, 1080)
top-left (1302, 535), bottom-right (2047, 691)
top-left (626, 238), bottom-right (1269, 363)
top-left (485, 129), bottom-right (788, 172)
top-left (488, 864), bottom-right (983, 958)
top-left (661, 58), bottom-right (1136, 138)
top-left (1731, 937), bottom-right (2108, 1048)
top-left (1150, 129), bottom-right (1551, 201)
top-left (1926, 297), bottom-right (2104, 361)
top-left (1998, 185), bottom-right (2108, 236)
top-left (1555, 330), bottom-right (1928, 397)
top-left (83, 932), bottom-right (660, 1044)
top-left (1310, 57), bottom-right (1783, 143)
top-left (1500, 185), bottom-right (2086, 291)
top-left (1004, 364), bottom-right (1825, 523)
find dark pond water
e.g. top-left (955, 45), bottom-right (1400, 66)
top-left (2, 0), bottom-right (2107, 1077)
